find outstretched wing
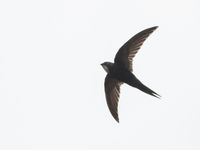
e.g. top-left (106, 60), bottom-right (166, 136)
top-left (104, 75), bottom-right (122, 122)
top-left (114, 26), bottom-right (158, 72)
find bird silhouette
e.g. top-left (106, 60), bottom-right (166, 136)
top-left (101, 26), bottom-right (160, 123)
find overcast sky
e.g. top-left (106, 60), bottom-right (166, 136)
top-left (0, 0), bottom-right (200, 150)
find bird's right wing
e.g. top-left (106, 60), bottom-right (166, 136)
top-left (114, 26), bottom-right (158, 72)
top-left (104, 75), bottom-right (122, 122)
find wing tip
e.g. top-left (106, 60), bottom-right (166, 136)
top-left (149, 26), bottom-right (159, 32)
top-left (114, 117), bottom-right (120, 123)
top-left (111, 112), bottom-right (120, 123)
top-left (152, 26), bottom-right (159, 29)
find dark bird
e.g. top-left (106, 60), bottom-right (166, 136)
top-left (101, 26), bottom-right (160, 123)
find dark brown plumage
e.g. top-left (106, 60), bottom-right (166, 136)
top-left (101, 26), bottom-right (160, 122)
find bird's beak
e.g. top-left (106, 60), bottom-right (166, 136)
top-left (100, 63), bottom-right (103, 66)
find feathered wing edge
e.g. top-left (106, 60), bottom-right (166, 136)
top-left (114, 26), bottom-right (158, 72)
top-left (104, 75), bottom-right (122, 123)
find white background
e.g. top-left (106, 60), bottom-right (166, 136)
top-left (0, 0), bottom-right (200, 149)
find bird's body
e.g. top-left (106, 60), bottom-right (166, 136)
top-left (103, 62), bottom-right (160, 99)
top-left (101, 26), bottom-right (160, 122)
top-left (104, 63), bottom-right (138, 87)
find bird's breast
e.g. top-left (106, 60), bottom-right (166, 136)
top-left (110, 66), bottom-right (135, 84)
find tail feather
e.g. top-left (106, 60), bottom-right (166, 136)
top-left (140, 84), bottom-right (161, 98)
top-left (125, 74), bottom-right (161, 98)
top-left (129, 77), bottom-right (161, 98)
top-left (137, 82), bottom-right (161, 98)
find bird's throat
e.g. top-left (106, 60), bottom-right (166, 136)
top-left (102, 65), bottom-right (109, 73)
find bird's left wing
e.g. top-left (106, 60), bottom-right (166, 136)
top-left (114, 26), bottom-right (158, 72)
top-left (104, 75), bottom-right (122, 123)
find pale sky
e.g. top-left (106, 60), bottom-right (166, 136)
top-left (0, 0), bottom-right (200, 150)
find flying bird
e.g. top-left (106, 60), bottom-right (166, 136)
top-left (101, 26), bottom-right (160, 123)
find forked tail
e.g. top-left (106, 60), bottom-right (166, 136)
top-left (130, 77), bottom-right (161, 98)
top-left (136, 82), bottom-right (161, 98)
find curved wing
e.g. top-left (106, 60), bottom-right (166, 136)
top-left (114, 26), bottom-right (158, 72)
top-left (104, 75), bottom-right (122, 122)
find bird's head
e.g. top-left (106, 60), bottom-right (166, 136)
top-left (101, 62), bottom-right (114, 73)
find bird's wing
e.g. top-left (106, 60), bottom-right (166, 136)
top-left (104, 75), bottom-right (122, 122)
top-left (114, 26), bottom-right (158, 72)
